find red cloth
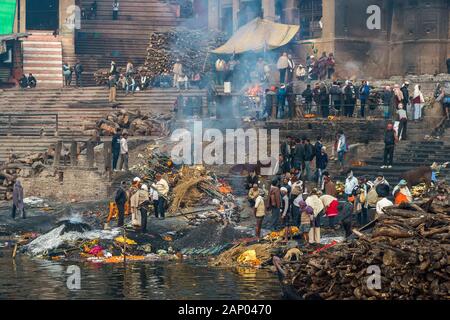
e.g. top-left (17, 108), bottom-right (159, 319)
top-left (326, 199), bottom-right (339, 217)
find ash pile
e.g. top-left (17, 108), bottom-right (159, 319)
top-left (87, 109), bottom-right (173, 137)
top-left (280, 196), bottom-right (450, 300)
top-left (22, 218), bottom-right (176, 262)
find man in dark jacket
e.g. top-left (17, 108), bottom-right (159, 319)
top-left (292, 138), bottom-right (305, 171)
top-left (304, 139), bottom-right (314, 181)
top-left (114, 181), bottom-right (128, 227)
top-left (381, 123), bottom-right (397, 169)
top-left (74, 61), bottom-right (83, 87)
top-left (319, 84), bottom-right (329, 118)
top-left (344, 81), bottom-right (356, 117)
top-left (359, 80), bottom-right (370, 118)
top-left (302, 84), bottom-right (313, 114)
top-left (401, 82), bottom-right (410, 107)
top-left (112, 128), bottom-right (121, 171)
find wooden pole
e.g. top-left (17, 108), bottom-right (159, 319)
top-left (86, 141), bottom-right (95, 168)
top-left (70, 141), bottom-right (78, 166)
top-left (54, 141), bottom-right (62, 168)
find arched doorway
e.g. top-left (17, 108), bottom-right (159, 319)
top-left (26, 0), bottom-right (59, 31)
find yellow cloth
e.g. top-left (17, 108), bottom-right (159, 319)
top-left (212, 18), bottom-right (300, 54)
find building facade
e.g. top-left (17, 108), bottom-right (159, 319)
top-left (208, 0), bottom-right (450, 78)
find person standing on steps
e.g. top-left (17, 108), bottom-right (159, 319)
top-left (277, 52), bottom-right (289, 84)
top-left (359, 80), bottom-right (370, 118)
top-left (12, 180), bottom-right (25, 219)
top-left (412, 84), bottom-right (424, 121)
top-left (63, 62), bottom-right (72, 87)
top-left (112, 0), bottom-right (119, 20)
top-left (112, 128), bottom-right (121, 171)
top-left (381, 123), bottom-right (397, 169)
top-left (74, 60), bottom-right (83, 87)
top-left (118, 132), bottom-right (129, 171)
top-left (114, 181), bottom-right (128, 227)
top-left (397, 103), bottom-right (408, 141)
top-left (108, 75), bottom-right (117, 103)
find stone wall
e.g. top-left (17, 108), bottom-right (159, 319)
top-left (20, 167), bottom-right (108, 202)
top-left (287, 0), bottom-right (449, 78)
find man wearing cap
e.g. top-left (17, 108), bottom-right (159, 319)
top-left (381, 123), bottom-right (397, 169)
top-left (138, 184), bottom-right (150, 233)
top-left (393, 179), bottom-right (412, 205)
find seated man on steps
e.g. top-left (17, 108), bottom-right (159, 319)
top-left (27, 73), bottom-right (37, 88)
top-left (18, 74), bottom-right (28, 89)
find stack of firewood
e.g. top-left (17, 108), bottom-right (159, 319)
top-left (282, 199), bottom-right (450, 300)
top-left (0, 153), bottom-right (47, 200)
top-left (142, 28), bottom-right (226, 77)
top-left (84, 109), bottom-right (174, 137)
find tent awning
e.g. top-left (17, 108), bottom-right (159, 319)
top-left (212, 18), bottom-right (300, 54)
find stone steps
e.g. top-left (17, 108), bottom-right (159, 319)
top-left (75, 0), bottom-right (181, 87)
top-left (22, 34), bottom-right (63, 87)
top-left (0, 86), bottom-right (206, 163)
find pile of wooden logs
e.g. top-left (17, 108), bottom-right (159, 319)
top-left (282, 200), bottom-right (450, 300)
top-left (0, 153), bottom-right (47, 200)
top-left (84, 109), bottom-right (173, 137)
top-left (142, 28), bottom-right (226, 77)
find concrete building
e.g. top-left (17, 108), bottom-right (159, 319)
top-left (208, 0), bottom-right (450, 78)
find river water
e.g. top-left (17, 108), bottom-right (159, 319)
top-left (0, 250), bottom-right (282, 299)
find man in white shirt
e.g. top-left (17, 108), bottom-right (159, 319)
top-left (376, 198), bottom-right (393, 216)
top-left (375, 183), bottom-right (392, 217)
top-left (344, 170), bottom-right (358, 198)
top-left (118, 133), bottom-right (128, 171)
top-left (152, 173), bottom-right (170, 219)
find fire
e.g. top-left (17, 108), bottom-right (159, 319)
top-left (246, 84), bottom-right (263, 96)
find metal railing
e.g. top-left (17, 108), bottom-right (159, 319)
top-left (0, 113), bottom-right (59, 136)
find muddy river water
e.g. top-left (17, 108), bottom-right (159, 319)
top-left (0, 250), bottom-right (282, 299)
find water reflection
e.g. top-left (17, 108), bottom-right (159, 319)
top-left (0, 251), bottom-right (281, 300)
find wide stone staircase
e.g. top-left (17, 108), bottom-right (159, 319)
top-left (74, 0), bottom-right (181, 86)
top-left (22, 33), bottom-right (63, 87)
top-left (0, 87), bottom-right (206, 163)
top-left (335, 120), bottom-right (450, 185)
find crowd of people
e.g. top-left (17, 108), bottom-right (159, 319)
top-left (114, 174), bottom-right (170, 233)
top-left (246, 161), bottom-right (416, 243)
